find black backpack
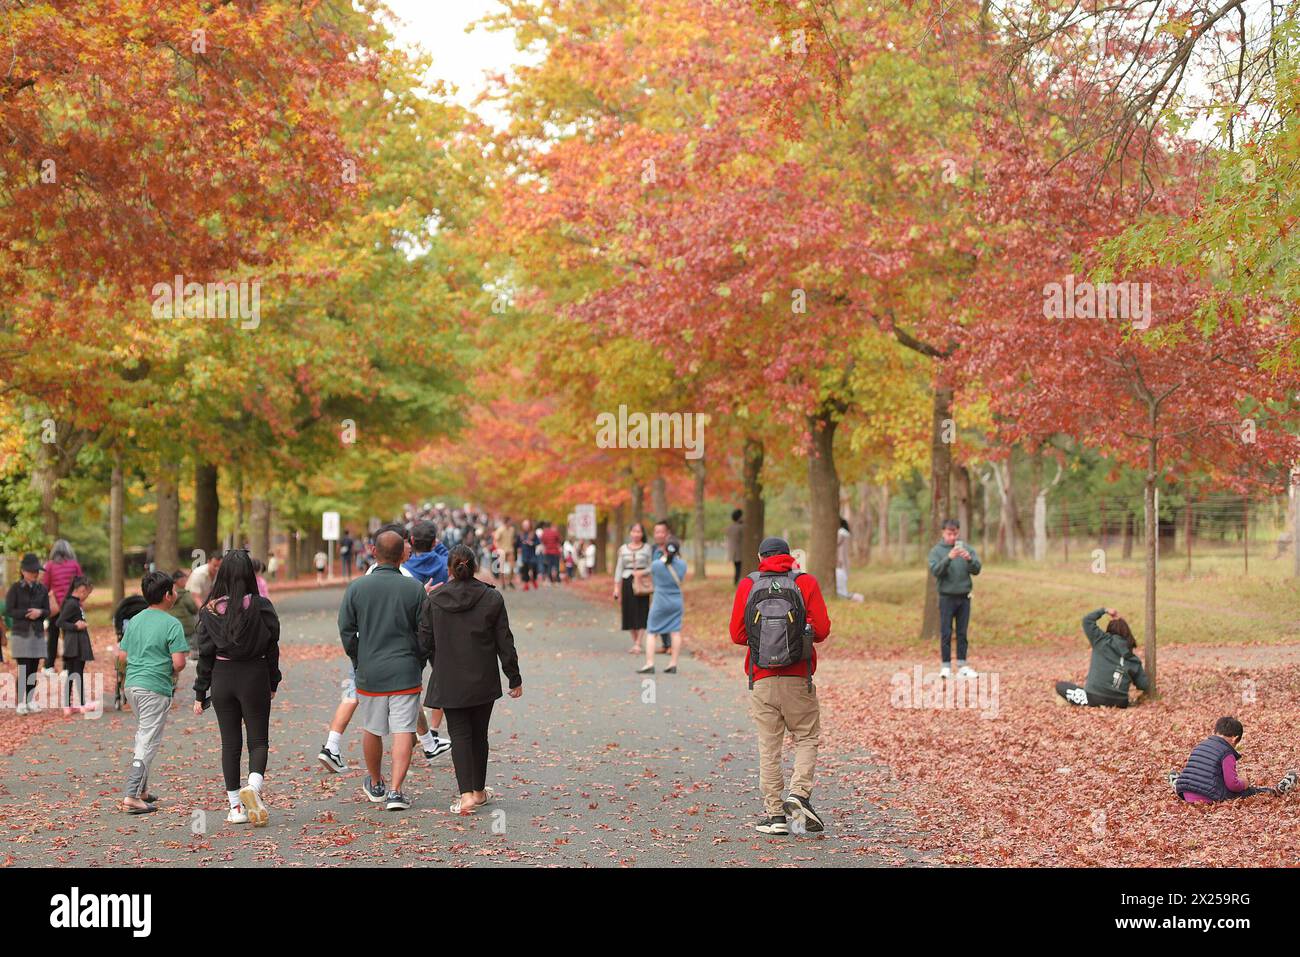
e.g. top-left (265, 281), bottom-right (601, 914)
top-left (743, 570), bottom-right (812, 689)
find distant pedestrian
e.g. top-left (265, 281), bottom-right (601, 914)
top-left (42, 540), bottom-right (82, 674)
top-left (314, 549), bottom-right (328, 585)
top-left (926, 519), bottom-right (981, 678)
top-left (341, 530), bottom-right (356, 580)
top-left (7, 553), bottom-right (50, 714)
top-left (57, 576), bottom-right (94, 711)
top-left (117, 571), bottom-right (189, 814)
top-left (187, 554), bottom-right (222, 606)
top-left (614, 523), bottom-right (652, 655)
top-left (639, 520), bottom-right (687, 675)
top-left (726, 509), bottom-right (744, 586)
top-left (168, 569), bottom-right (200, 658)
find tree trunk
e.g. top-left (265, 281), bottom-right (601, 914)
top-left (1143, 432), bottom-right (1159, 694)
top-left (807, 408), bottom-right (841, 589)
top-left (286, 528), bottom-right (300, 580)
top-left (954, 465), bottom-right (972, 538)
top-left (877, 483), bottom-right (891, 556)
top-left (194, 463), bottom-right (220, 559)
top-left (995, 458), bottom-right (1021, 559)
top-left (630, 481), bottom-right (644, 524)
top-left (688, 458), bottom-right (706, 579)
top-left (250, 497), bottom-right (272, 563)
top-left (594, 512), bottom-right (609, 574)
top-left (233, 473), bottom-right (245, 551)
top-left (920, 386), bottom-right (954, 641)
top-left (854, 483), bottom-right (873, 564)
top-left (30, 439), bottom-right (61, 537)
top-left (1122, 510), bottom-right (1135, 559)
top-left (1183, 499), bottom-right (1193, 575)
top-left (1293, 469), bottom-right (1300, 578)
top-left (651, 475), bottom-right (668, 521)
top-left (741, 437), bottom-right (766, 576)
top-left (154, 460), bottom-right (180, 573)
top-left (110, 457), bottom-right (125, 605)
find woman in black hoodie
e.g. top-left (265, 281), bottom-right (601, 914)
top-left (192, 550), bottom-right (281, 827)
top-left (419, 544), bottom-right (522, 813)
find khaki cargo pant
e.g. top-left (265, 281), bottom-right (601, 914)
top-left (749, 675), bottom-right (821, 817)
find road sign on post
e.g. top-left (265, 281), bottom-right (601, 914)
top-left (323, 512), bottom-right (340, 581)
top-left (573, 504), bottom-right (597, 540)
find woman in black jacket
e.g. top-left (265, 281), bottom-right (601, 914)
top-left (191, 550), bottom-right (281, 827)
top-left (419, 544), bottom-right (522, 814)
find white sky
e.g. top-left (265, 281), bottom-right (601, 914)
top-left (381, 0), bottom-right (529, 127)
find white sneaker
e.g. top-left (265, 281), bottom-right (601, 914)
top-left (26, 700), bottom-right (42, 713)
top-left (15, 703), bottom-right (28, 716)
top-left (956, 665), bottom-right (978, 678)
top-left (423, 735), bottom-right (452, 762)
top-left (939, 665), bottom-right (951, 679)
top-left (226, 806), bottom-right (249, 824)
top-left (239, 786), bottom-right (268, 827)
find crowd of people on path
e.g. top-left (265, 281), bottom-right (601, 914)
top-left (2, 500), bottom-right (1292, 842)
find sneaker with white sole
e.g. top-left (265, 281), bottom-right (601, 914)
top-left (15, 703), bottom-right (28, 716)
top-left (939, 665), bottom-right (951, 679)
top-left (1278, 771), bottom-right (1297, 794)
top-left (755, 815), bottom-right (790, 835)
top-left (226, 806), bottom-right (249, 825)
top-left (782, 793), bottom-right (826, 832)
top-left (239, 786), bottom-right (268, 827)
top-left (360, 775), bottom-right (387, 803)
top-left (956, 665), bottom-right (978, 678)
top-left (423, 736), bottom-right (452, 762)
top-left (317, 746), bottom-right (347, 773)
top-left (1167, 770), bottom-right (1180, 794)
top-left (385, 790), bottom-right (411, 811)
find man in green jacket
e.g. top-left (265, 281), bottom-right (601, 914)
top-left (337, 529), bottom-right (427, 812)
top-left (926, 518), bottom-right (981, 679)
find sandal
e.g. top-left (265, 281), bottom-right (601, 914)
top-left (450, 796), bottom-right (480, 814)
top-left (479, 786), bottom-right (496, 806)
top-left (123, 800), bottom-right (157, 815)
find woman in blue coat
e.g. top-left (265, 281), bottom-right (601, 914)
top-left (639, 520), bottom-right (687, 675)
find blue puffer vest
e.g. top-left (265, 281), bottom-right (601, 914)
top-left (1175, 736), bottom-right (1238, 802)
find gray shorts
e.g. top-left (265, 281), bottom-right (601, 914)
top-left (355, 691), bottom-right (420, 736)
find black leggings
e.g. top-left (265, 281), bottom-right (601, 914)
top-left (1055, 680), bottom-right (1127, 708)
top-left (443, 701), bottom-right (495, 794)
top-left (15, 658), bottom-right (40, 702)
top-left (64, 658), bottom-right (87, 706)
top-left (211, 658), bottom-right (272, 790)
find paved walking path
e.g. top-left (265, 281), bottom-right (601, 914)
top-left (1, 584), bottom-right (928, 867)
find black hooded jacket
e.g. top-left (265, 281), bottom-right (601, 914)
top-left (418, 578), bottom-right (521, 709)
top-left (193, 595), bottom-right (282, 701)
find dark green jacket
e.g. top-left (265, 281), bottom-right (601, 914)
top-left (168, 590), bottom-right (199, 638)
top-left (1082, 608), bottom-right (1150, 701)
top-left (338, 564), bottom-right (427, 694)
top-left (927, 542), bottom-right (981, 596)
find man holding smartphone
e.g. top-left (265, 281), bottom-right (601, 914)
top-left (926, 519), bottom-right (981, 679)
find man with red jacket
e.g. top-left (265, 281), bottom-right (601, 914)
top-left (729, 536), bottom-right (831, 835)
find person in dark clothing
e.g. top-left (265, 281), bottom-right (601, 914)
top-left (926, 519), bottom-right (981, 678)
top-left (1171, 717), bottom-right (1296, 803)
top-left (57, 576), bottom-right (95, 710)
top-left (192, 549), bottom-right (282, 827)
top-left (418, 544), bottom-right (522, 814)
top-left (7, 553), bottom-right (51, 714)
top-left (1054, 607), bottom-right (1150, 708)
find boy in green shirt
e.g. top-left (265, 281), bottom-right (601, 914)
top-left (117, 571), bottom-right (189, 814)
